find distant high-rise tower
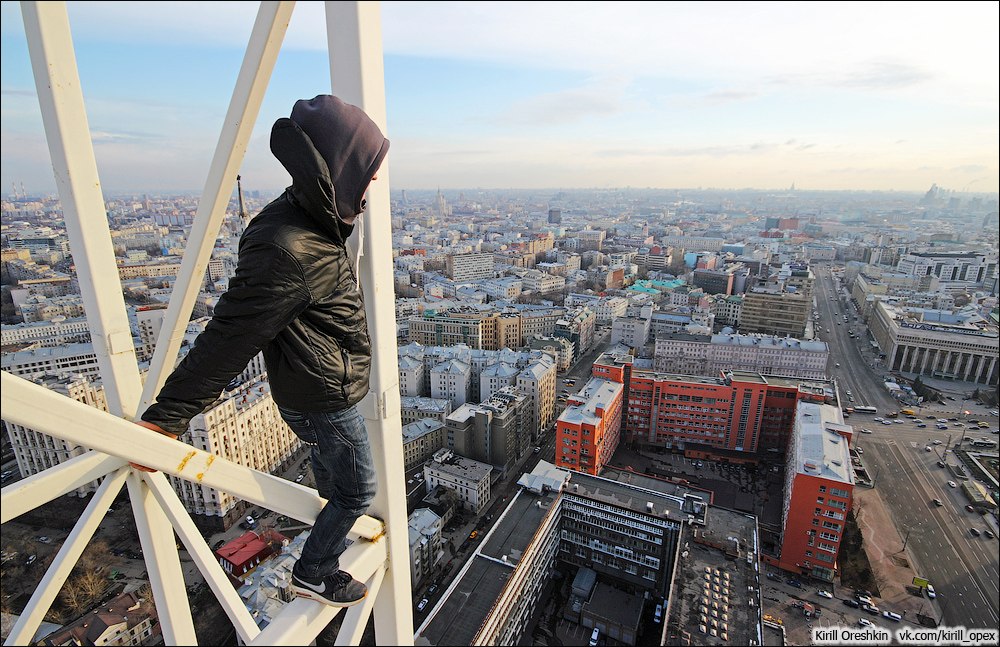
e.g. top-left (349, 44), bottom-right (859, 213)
top-left (237, 174), bottom-right (251, 225)
top-left (548, 207), bottom-right (562, 224)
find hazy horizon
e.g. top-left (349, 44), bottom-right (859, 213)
top-left (2, 1), bottom-right (997, 196)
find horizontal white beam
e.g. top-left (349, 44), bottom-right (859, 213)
top-left (1, 372), bottom-right (383, 540)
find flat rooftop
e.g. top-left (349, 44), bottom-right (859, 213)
top-left (559, 378), bottom-right (623, 427)
top-left (416, 486), bottom-right (559, 645)
top-left (793, 403), bottom-right (854, 484)
top-left (666, 506), bottom-right (763, 647)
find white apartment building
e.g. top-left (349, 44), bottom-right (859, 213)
top-left (178, 379), bottom-right (301, 530)
top-left (654, 332), bottom-right (830, 379)
top-left (408, 508), bottom-right (445, 587)
top-left (480, 362), bottom-right (520, 402)
top-left (4, 374), bottom-right (108, 496)
top-left (517, 355), bottom-right (558, 438)
top-left (116, 258), bottom-right (183, 280)
top-left (1, 316), bottom-right (91, 347)
top-left (610, 316), bottom-right (651, 349)
top-left (480, 277), bottom-right (523, 300)
top-left (430, 359), bottom-right (472, 408)
top-left (522, 269), bottom-right (566, 294)
top-left (1, 342), bottom-right (101, 380)
top-left (423, 449), bottom-right (492, 514)
top-left (403, 419), bottom-right (448, 471)
top-left (447, 252), bottom-right (495, 281)
top-left (711, 294), bottom-right (743, 326)
top-left (135, 305), bottom-right (169, 362)
top-left (594, 296), bottom-right (628, 324)
top-left (528, 335), bottom-right (574, 372)
top-left (398, 355), bottom-right (425, 397)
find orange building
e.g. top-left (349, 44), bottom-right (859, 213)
top-left (777, 402), bottom-right (854, 581)
top-left (554, 377), bottom-right (624, 475)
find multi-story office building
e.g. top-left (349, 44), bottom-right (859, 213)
top-left (4, 374), bottom-right (108, 496)
top-left (409, 312), bottom-right (488, 349)
top-left (654, 332), bottom-right (829, 380)
top-left (868, 301), bottom-right (998, 385)
top-left (398, 355), bottom-right (425, 397)
top-left (555, 378), bottom-right (623, 475)
top-left (528, 335), bottom-right (574, 372)
top-left (135, 304), bottom-right (168, 362)
top-left (416, 462), bottom-right (717, 647)
top-left (402, 419), bottom-right (448, 471)
top-left (896, 251), bottom-right (998, 289)
top-left (521, 269), bottom-right (566, 295)
top-left (446, 387), bottom-right (530, 475)
top-left (516, 354), bottom-right (557, 438)
top-left (446, 252), bottom-right (495, 281)
top-left (738, 287), bottom-right (810, 338)
top-left (555, 307), bottom-right (597, 357)
top-left (778, 263), bottom-right (815, 304)
top-left (594, 296), bottom-right (628, 323)
top-left (778, 402), bottom-right (854, 581)
top-left (1, 342), bottom-right (101, 381)
top-left (593, 352), bottom-right (836, 455)
top-left (479, 362), bottom-right (520, 402)
top-left (423, 449), bottom-right (492, 514)
top-left (116, 258), bottom-right (183, 281)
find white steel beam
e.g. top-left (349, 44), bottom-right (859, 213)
top-left (325, 3), bottom-right (414, 644)
top-left (335, 565), bottom-right (386, 646)
top-left (127, 472), bottom-right (197, 646)
top-left (139, 0), bottom-right (295, 415)
top-left (0, 451), bottom-right (123, 523)
top-left (141, 471), bottom-right (261, 643)
top-left (4, 468), bottom-right (128, 647)
top-left (20, 1), bottom-right (141, 417)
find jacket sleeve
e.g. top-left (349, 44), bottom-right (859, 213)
top-left (140, 240), bottom-right (312, 435)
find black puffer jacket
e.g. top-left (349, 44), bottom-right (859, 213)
top-left (142, 96), bottom-right (389, 435)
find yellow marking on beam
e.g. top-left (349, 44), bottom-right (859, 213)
top-left (196, 454), bottom-right (216, 480)
top-left (177, 451), bottom-right (196, 471)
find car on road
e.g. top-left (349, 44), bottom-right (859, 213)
top-left (428, 584), bottom-right (438, 595)
top-left (417, 598), bottom-right (429, 612)
top-left (933, 498), bottom-right (943, 506)
top-left (917, 424), bottom-right (927, 428)
top-left (924, 446), bottom-right (932, 452)
top-left (969, 528), bottom-right (981, 537)
top-left (984, 530), bottom-right (995, 539)
top-left (862, 603), bottom-right (880, 615)
top-left (534, 446), bottom-right (541, 454)
top-left (654, 603), bottom-right (663, 623)
top-left (817, 590), bottom-right (833, 599)
top-left (947, 480), bottom-right (957, 488)
top-left (882, 611), bottom-right (902, 622)
top-left (882, 420), bottom-right (893, 425)
top-left (937, 461), bottom-right (946, 468)
top-left (858, 617), bottom-right (874, 627)
top-left (965, 504), bottom-right (976, 512)
top-left (843, 598), bottom-right (860, 608)
top-left (926, 584), bottom-right (936, 599)
top-left (786, 578), bottom-right (803, 588)
top-left (861, 428), bottom-right (873, 434)
top-left (36, 536), bottom-right (51, 544)
top-left (932, 439), bottom-right (943, 445)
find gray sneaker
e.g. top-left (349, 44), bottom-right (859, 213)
top-left (292, 569), bottom-right (367, 607)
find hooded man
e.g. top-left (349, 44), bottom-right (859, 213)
top-left (136, 95), bottom-right (389, 607)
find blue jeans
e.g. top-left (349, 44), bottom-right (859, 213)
top-left (277, 404), bottom-right (377, 580)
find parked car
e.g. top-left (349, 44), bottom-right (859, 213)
top-left (858, 617), bottom-right (874, 627)
top-left (862, 603), bottom-right (880, 615)
top-left (926, 584), bottom-right (936, 599)
top-left (882, 611), bottom-right (902, 622)
top-left (843, 598), bottom-right (861, 608)
top-left (786, 578), bottom-right (803, 589)
top-left (817, 590), bottom-right (833, 599)
top-left (417, 598), bottom-right (429, 612)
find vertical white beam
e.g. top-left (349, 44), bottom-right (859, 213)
top-left (20, 1), bottom-right (141, 417)
top-left (139, 1), bottom-right (295, 415)
top-left (127, 473), bottom-right (197, 646)
top-left (325, 2), bottom-right (414, 644)
top-left (5, 468), bottom-right (127, 646)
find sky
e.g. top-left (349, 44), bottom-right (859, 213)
top-left (1, 1), bottom-right (998, 196)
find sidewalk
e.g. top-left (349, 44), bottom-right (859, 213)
top-left (848, 486), bottom-right (934, 622)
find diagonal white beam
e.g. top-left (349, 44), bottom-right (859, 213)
top-left (141, 470), bottom-right (261, 643)
top-left (334, 565), bottom-right (386, 646)
top-left (326, 2), bottom-right (414, 644)
top-left (1, 451), bottom-right (124, 523)
top-left (20, 1), bottom-right (141, 417)
top-left (5, 468), bottom-right (128, 647)
top-left (127, 472), bottom-right (197, 645)
top-left (139, 0), bottom-right (295, 415)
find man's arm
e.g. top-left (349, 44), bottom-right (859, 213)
top-left (141, 239), bottom-right (311, 435)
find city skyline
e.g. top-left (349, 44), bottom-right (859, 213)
top-left (1, 1), bottom-right (998, 196)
